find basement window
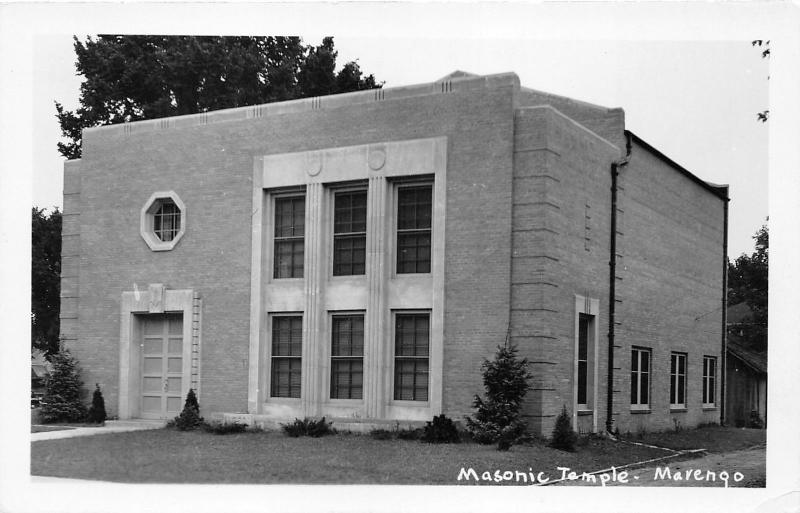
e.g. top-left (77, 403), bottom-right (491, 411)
top-left (140, 192), bottom-right (186, 251)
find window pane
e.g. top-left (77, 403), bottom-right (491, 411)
top-left (630, 370), bottom-right (638, 404)
top-left (641, 371), bottom-right (649, 404)
top-left (271, 357), bottom-right (301, 398)
top-left (577, 361), bottom-right (587, 404)
top-left (393, 314), bottom-right (430, 401)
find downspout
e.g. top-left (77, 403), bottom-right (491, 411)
top-left (720, 191), bottom-right (730, 424)
top-left (606, 134), bottom-right (632, 434)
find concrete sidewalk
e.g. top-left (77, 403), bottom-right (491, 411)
top-left (31, 420), bottom-right (165, 441)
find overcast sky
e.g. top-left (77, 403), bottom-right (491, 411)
top-left (33, 35), bottom-right (768, 257)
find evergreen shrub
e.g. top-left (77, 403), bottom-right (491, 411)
top-left (39, 350), bottom-right (88, 423)
top-left (465, 344), bottom-right (533, 451)
top-left (550, 405), bottom-right (578, 452)
top-left (86, 383), bottom-right (107, 424)
top-left (170, 389), bottom-right (203, 431)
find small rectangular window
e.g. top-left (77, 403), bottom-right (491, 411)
top-left (577, 314), bottom-right (590, 407)
top-left (270, 316), bottom-right (302, 398)
top-left (702, 356), bottom-right (716, 406)
top-left (670, 352), bottom-right (687, 408)
top-left (631, 347), bottom-right (651, 408)
top-left (333, 191), bottom-right (367, 276)
top-left (274, 196), bottom-right (305, 279)
top-left (330, 314), bottom-right (365, 399)
top-left (393, 313), bottom-right (430, 401)
top-left (396, 185), bottom-right (432, 274)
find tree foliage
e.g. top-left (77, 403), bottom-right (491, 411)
top-left (728, 223), bottom-right (768, 350)
top-left (39, 350), bottom-right (87, 423)
top-left (32, 207), bottom-right (62, 355)
top-left (465, 344), bottom-right (533, 450)
top-left (56, 36), bottom-right (382, 159)
top-left (751, 40), bottom-right (770, 122)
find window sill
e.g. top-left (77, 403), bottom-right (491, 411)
top-left (630, 408), bottom-right (652, 414)
top-left (670, 407), bottom-right (688, 413)
top-left (389, 400), bottom-right (431, 407)
top-left (702, 406), bottom-right (718, 411)
top-left (577, 409), bottom-right (593, 416)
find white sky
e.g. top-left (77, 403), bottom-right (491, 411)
top-left (3, 3), bottom-right (800, 513)
top-left (33, 36), bottom-right (767, 257)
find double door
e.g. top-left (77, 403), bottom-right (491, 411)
top-left (141, 314), bottom-right (184, 419)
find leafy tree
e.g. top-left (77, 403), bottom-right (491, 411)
top-left (728, 223), bottom-right (768, 350)
top-left (56, 36), bottom-right (382, 159)
top-left (751, 40), bottom-right (770, 122)
top-left (32, 207), bottom-right (61, 355)
top-left (465, 344), bottom-right (533, 450)
top-left (40, 350), bottom-right (87, 423)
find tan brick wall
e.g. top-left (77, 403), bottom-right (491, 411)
top-left (66, 77), bottom-right (517, 418)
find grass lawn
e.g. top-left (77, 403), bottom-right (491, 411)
top-left (32, 430), bottom-right (674, 485)
top-left (622, 425), bottom-right (766, 453)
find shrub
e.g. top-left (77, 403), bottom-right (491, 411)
top-left (281, 417), bottom-right (334, 437)
top-left (465, 344), bottom-right (532, 450)
top-left (202, 421), bottom-right (248, 434)
top-left (748, 410), bottom-right (764, 429)
top-left (171, 389), bottom-right (204, 431)
top-left (369, 429), bottom-right (394, 440)
top-left (86, 383), bottom-right (107, 424)
top-left (422, 414), bottom-right (460, 444)
top-left (39, 350), bottom-right (88, 423)
top-left (550, 405), bottom-right (577, 452)
top-left (396, 427), bottom-right (423, 440)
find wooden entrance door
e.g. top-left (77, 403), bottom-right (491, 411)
top-left (141, 314), bottom-right (184, 419)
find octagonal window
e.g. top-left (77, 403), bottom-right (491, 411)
top-left (141, 192), bottom-right (186, 251)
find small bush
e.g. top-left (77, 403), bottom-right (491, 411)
top-left (202, 421), bottom-right (248, 434)
top-left (550, 405), bottom-right (577, 452)
top-left (369, 425), bottom-right (422, 440)
top-left (422, 414), bottom-right (460, 444)
top-left (86, 383), bottom-right (107, 424)
top-left (369, 429), bottom-right (394, 440)
top-left (171, 389), bottom-right (204, 431)
top-left (397, 427), bottom-right (423, 440)
top-left (747, 410), bottom-right (764, 429)
top-left (281, 417), bottom-right (334, 437)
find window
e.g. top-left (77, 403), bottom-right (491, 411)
top-left (274, 196), bottom-right (305, 278)
top-left (153, 200), bottom-right (181, 242)
top-left (330, 314), bottom-right (364, 399)
top-left (140, 191), bottom-right (186, 251)
top-left (631, 347), bottom-right (651, 409)
top-left (670, 352), bottom-right (687, 408)
top-left (702, 356), bottom-right (716, 407)
top-left (397, 185), bottom-right (432, 274)
top-left (393, 313), bottom-right (430, 401)
top-left (333, 191), bottom-right (367, 276)
top-left (270, 316), bottom-right (302, 398)
top-left (577, 313), bottom-right (591, 408)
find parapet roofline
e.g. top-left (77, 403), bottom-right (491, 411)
top-left (83, 71), bottom-right (521, 136)
top-left (626, 130), bottom-right (729, 201)
top-left (521, 86), bottom-right (619, 114)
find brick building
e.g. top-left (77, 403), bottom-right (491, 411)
top-left (60, 71), bottom-right (728, 435)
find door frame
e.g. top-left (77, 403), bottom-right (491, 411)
top-left (119, 286), bottom-right (199, 420)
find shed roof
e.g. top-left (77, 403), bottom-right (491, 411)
top-left (727, 333), bottom-right (767, 374)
